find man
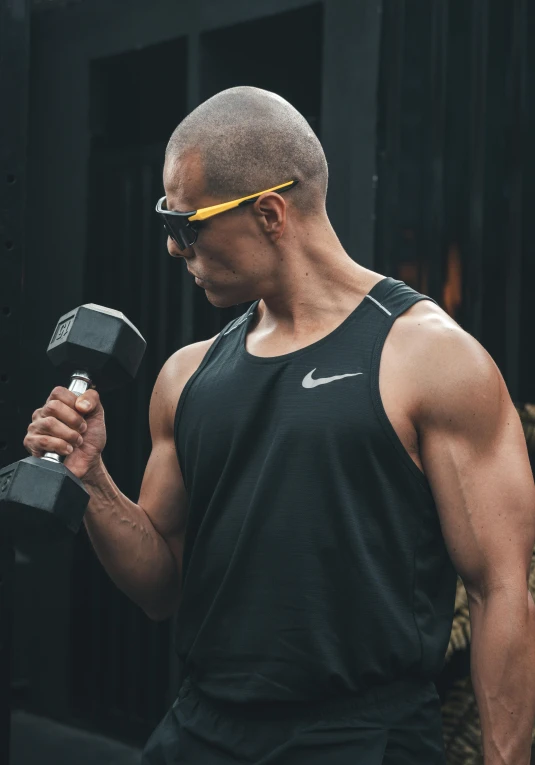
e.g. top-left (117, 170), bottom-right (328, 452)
top-left (24, 87), bottom-right (535, 764)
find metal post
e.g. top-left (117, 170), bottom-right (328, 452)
top-left (322, 0), bottom-right (382, 269)
top-left (427, 0), bottom-right (448, 303)
top-left (505, 0), bottom-right (527, 402)
top-left (467, 0), bottom-right (488, 342)
top-left (0, 0), bottom-right (31, 759)
top-left (373, 0), bottom-right (404, 276)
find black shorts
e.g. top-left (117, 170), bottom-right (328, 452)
top-left (141, 676), bottom-right (446, 765)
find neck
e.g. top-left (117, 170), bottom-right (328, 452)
top-left (255, 220), bottom-right (383, 333)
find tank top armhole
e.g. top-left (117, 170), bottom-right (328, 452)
top-left (369, 296), bottom-right (435, 497)
top-left (173, 320), bottom-right (235, 446)
top-left (173, 304), bottom-right (258, 475)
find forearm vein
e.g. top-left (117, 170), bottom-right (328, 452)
top-left (82, 460), bottom-right (180, 618)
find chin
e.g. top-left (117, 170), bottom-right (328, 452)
top-left (206, 295), bottom-right (243, 309)
top-left (202, 287), bottom-right (233, 309)
top-left (206, 295), bottom-right (232, 308)
top-left (204, 286), bottom-right (255, 309)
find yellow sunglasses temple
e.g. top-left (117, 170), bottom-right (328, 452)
top-left (189, 181), bottom-right (296, 222)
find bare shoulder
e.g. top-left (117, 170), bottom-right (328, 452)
top-left (149, 335), bottom-right (218, 437)
top-left (388, 298), bottom-right (461, 344)
top-left (163, 336), bottom-right (218, 385)
top-left (386, 299), bottom-right (509, 430)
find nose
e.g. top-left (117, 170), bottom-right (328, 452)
top-left (167, 236), bottom-right (191, 258)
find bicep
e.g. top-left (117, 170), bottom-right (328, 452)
top-left (422, 399), bottom-right (535, 595)
top-left (138, 436), bottom-right (188, 574)
top-left (417, 331), bottom-right (535, 597)
top-left (137, 337), bottom-right (217, 576)
top-left (137, 355), bottom-right (190, 578)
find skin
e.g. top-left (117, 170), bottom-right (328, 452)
top-left (25, 151), bottom-right (535, 764)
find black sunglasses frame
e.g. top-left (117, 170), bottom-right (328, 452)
top-left (155, 180), bottom-right (298, 251)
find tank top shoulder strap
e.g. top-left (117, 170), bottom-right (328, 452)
top-left (365, 276), bottom-right (437, 322)
top-left (367, 277), bottom-right (437, 494)
top-left (221, 300), bottom-right (259, 337)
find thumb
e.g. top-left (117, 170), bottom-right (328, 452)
top-left (74, 389), bottom-right (100, 413)
top-left (75, 396), bottom-right (93, 413)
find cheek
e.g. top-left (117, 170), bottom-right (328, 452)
top-left (198, 222), bottom-right (235, 254)
top-left (197, 221), bottom-right (267, 273)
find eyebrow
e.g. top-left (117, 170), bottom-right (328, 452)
top-left (166, 198), bottom-right (195, 214)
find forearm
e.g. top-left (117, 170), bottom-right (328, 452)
top-left (83, 458), bottom-right (180, 619)
top-left (469, 586), bottom-right (535, 765)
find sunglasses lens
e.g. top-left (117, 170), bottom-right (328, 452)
top-left (162, 216), bottom-right (197, 250)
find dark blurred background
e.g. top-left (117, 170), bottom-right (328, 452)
top-left (1, 0), bottom-right (534, 763)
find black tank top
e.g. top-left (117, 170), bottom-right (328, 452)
top-left (173, 276), bottom-right (458, 704)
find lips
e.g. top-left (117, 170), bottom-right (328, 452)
top-left (186, 266), bottom-right (208, 285)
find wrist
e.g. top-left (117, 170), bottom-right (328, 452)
top-left (83, 456), bottom-right (106, 487)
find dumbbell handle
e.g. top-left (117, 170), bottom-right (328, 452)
top-left (42, 370), bottom-right (92, 464)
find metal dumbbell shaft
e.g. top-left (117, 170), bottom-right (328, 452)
top-left (42, 370), bottom-right (92, 464)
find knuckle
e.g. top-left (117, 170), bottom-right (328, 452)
top-left (42, 436), bottom-right (60, 452)
top-left (50, 386), bottom-right (65, 399)
top-left (43, 416), bottom-right (56, 430)
top-left (45, 399), bottom-right (59, 415)
top-left (24, 436), bottom-right (40, 457)
top-left (31, 408), bottom-right (42, 421)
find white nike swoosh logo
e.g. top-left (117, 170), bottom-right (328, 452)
top-left (302, 369), bottom-right (363, 389)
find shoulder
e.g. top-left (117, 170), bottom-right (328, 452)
top-left (388, 299), bottom-right (507, 431)
top-left (149, 335), bottom-right (218, 436)
top-left (162, 335), bottom-right (219, 383)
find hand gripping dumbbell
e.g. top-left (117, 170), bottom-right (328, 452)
top-left (0, 304), bottom-right (146, 542)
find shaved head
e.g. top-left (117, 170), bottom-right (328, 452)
top-left (165, 86), bottom-right (328, 212)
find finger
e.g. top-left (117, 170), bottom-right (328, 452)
top-left (24, 434), bottom-right (74, 458)
top-left (24, 436), bottom-right (45, 458)
top-left (48, 386), bottom-right (79, 409)
top-left (29, 416), bottom-right (84, 448)
top-left (75, 389), bottom-right (101, 414)
top-left (41, 398), bottom-right (87, 433)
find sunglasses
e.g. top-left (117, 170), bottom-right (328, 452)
top-left (155, 179), bottom-right (298, 250)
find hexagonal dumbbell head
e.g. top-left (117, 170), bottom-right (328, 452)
top-left (47, 304), bottom-right (146, 392)
top-left (0, 305), bottom-right (146, 545)
top-left (0, 457), bottom-right (89, 542)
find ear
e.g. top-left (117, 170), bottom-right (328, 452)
top-left (252, 192), bottom-right (287, 241)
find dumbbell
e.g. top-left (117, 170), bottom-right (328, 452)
top-left (0, 304), bottom-right (146, 542)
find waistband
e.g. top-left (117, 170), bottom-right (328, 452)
top-left (178, 676), bottom-right (436, 725)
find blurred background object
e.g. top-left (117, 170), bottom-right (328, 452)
top-left (1, 0), bottom-right (534, 763)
